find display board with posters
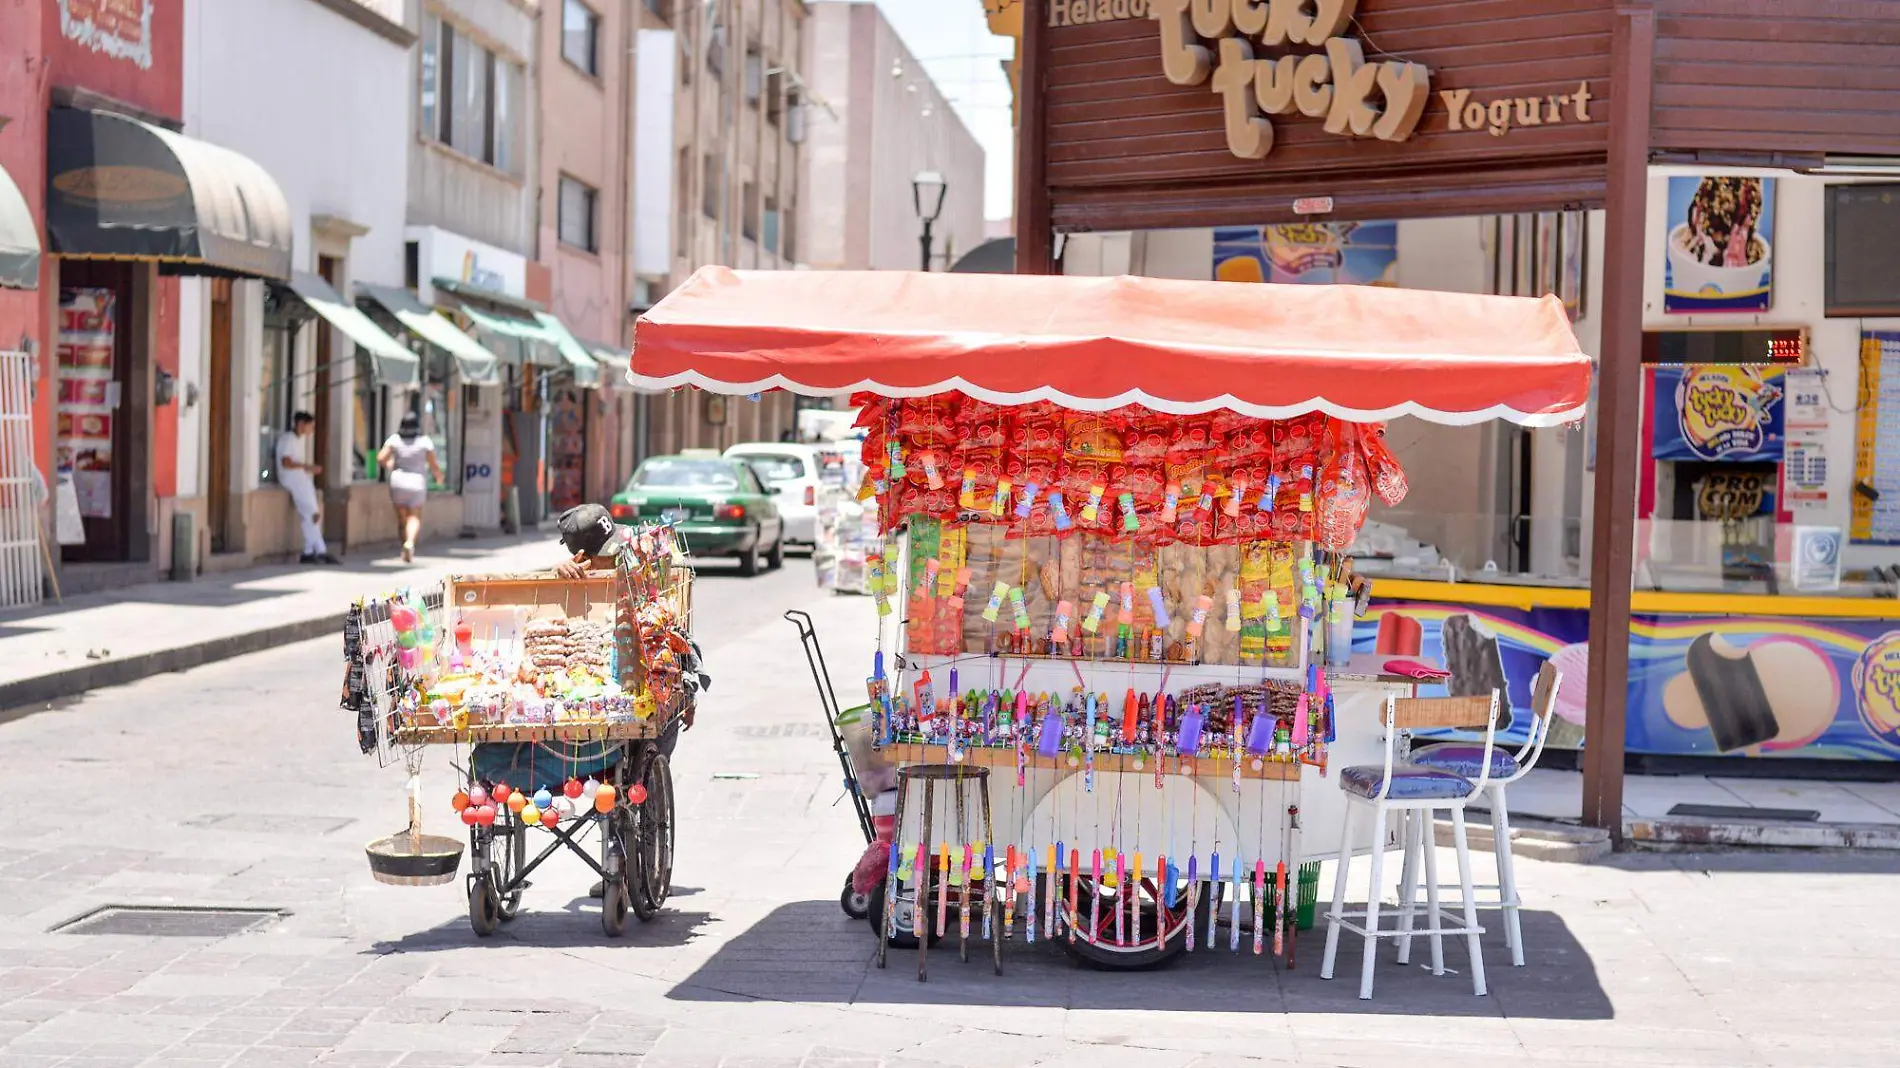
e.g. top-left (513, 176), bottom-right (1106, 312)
top-left (55, 288), bottom-right (117, 520)
top-left (1651, 364), bottom-right (1785, 463)
top-left (1360, 599), bottom-right (1900, 760)
top-left (1852, 330), bottom-right (1900, 544)
top-left (1212, 222), bottom-right (1399, 287)
top-left (1663, 175), bottom-right (1776, 314)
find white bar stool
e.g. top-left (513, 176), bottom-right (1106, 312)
top-left (1405, 663), bottom-right (1562, 967)
top-left (1321, 690), bottom-right (1500, 1000)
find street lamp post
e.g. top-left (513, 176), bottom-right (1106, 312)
top-left (912, 170), bottom-right (947, 271)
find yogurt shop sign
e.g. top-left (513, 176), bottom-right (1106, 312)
top-left (1151, 0), bottom-right (1432, 159)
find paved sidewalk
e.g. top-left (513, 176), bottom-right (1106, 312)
top-left (0, 533), bottom-right (556, 713)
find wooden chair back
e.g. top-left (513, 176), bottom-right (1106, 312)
top-left (1385, 693), bottom-right (1496, 731)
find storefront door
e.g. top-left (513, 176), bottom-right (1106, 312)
top-left (206, 280), bottom-right (233, 553)
top-left (55, 261), bottom-right (132, 563)
top-left (549, 385), bottom-right (587, 513)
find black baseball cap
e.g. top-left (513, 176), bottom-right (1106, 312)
top-left (557, 504), bottom-right (618, 557)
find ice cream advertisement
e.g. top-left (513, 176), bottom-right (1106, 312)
top-left (1359, 602), bottom-right (1900, 759)
top-left (1212, 222), bottom-right (1399, 287)
top-left (1664, 175), bottom-right (1776, 313)
top-left (1651, 365), bottom-right (1785, 463)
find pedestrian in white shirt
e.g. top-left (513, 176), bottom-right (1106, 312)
top-left (277, 411), bottom-right (339, 565)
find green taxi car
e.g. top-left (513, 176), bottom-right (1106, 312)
top-left (610, 453), bottom-right (786, 575)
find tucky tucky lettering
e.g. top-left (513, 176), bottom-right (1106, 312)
top-left (1153, 0), bottom-right (1430, 159)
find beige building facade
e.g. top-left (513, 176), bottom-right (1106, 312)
top-left (801, 2), bottom-right (986, 273)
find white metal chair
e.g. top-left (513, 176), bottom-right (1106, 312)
top-left (1405, 662), bottom-right (1562, 967)
top-left (1321, 690), bottom-right (1500, 999)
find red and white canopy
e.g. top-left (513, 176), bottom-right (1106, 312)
top-left (632, 267), bottom-right (1592, 426)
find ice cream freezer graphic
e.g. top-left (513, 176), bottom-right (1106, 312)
top-left (1358, 600), bottom-right (1900, 760)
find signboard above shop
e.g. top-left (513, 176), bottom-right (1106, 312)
top-left (407, 225), bottom-right (529, 306)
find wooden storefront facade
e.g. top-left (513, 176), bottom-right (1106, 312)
top-left (1009, 0), bottom-right (1900, 837)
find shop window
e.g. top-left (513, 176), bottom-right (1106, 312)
top-left (741, 181), bottom-right (758, 243)
top-left (762, 195), bottom-right (779, 256)
top-left (744, 45), bottom-right (763, 107)
top-left (701, 152), bottom-right (718, 220)
top-left (558, 175), bottom-right (599, 252)
top-left (676, 145), bottom-right (692, 256)
top-left (353, 353), bottom-right (385, 483)
top-left (644, 0), bottom-right (668, 22)
top-left (422, 17), bottom-right (524, 176)
top-left (781, 197), bottom-right (798, 263)
top-left (420, 13), bottom-right (443, 141)
top-left (257, 323), bottom-right (294, 486)
top-left (765, 70), bottom-right (783, 126)
top-left (562, 0), bottom-right (600, 76)
top-left (420, 351), bottom-right (462, 494)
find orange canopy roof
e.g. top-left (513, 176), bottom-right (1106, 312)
top-left (632, 267), bottom-right (1592, 426)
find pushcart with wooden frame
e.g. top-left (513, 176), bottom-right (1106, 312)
top-left (385, 559), bottom-right (694, 937)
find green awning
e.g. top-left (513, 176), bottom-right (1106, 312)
top-left (589, 344), bottom-right (634, 390)
top-left (358, 283), bottom-right (500, 386)
top-left (460, 303), bottom-right (563, 367)
top-left (0, 163), bottom-right (37, 290)
top-left (534, 313), bottom-right (601, 387)
top-left (283, 273), bottom-right (419, 388)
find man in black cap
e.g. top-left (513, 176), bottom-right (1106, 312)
top-left (553, 502), bottom-right (625, 579)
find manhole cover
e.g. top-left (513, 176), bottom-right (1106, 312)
top-left (54, 906), bottom-right (287, 937)
top-left (186, 814), bottom-right (353, 835)
top-left (732, 723), bottom-right (825, 738)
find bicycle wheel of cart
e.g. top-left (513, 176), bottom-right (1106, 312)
top-left (631, 748), bottom-right (675, 920)
top-left (1056, 874), bottom-right (1190, 970)
top-left (468, 872), bottom-right (500, 937)
top-left (495, 822), bottom-right (526, 921)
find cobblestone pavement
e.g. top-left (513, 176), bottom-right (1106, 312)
top-left (2, 562), bottom-right (1897, 1067)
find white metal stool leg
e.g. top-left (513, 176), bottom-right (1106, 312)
top-left (1491, 784), bottom-right (1525, 966)
top-left (1420, 805), bottom-right (1445, 976)
top-left (1358, 804), bottom-right (1388, 1000)
top-left (1450, 808), bottom-right (1487, 996)
top-left (1395, 809), bottom-right (1420, 966)
top-left (1321, 801), bottom-right (1356, 981)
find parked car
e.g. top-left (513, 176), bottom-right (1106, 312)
top-left (610, 453), bottom-right (785, 575)
top-left (725, 442), bottom-right (851, 552)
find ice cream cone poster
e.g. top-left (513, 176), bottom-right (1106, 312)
top-left (1212, 223), bottom-right (1398, 287)
top-left (1664, 175), bottom-right (1775, 313)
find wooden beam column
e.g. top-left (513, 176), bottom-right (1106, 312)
top-left (1581, 1), bottom-right (1654, 842)
top-left (1013, 0), bottom-right (1055, 276)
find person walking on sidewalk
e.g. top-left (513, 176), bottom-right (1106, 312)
top-left (277, 412), bottom-right (339, 565)
top-left (378, 410), bottom-right (444, 563)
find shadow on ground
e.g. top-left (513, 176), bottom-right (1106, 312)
top-left (369, 903), bottom-right (715, 953)
top-left (665, 899), bottom-right (1613, 1018)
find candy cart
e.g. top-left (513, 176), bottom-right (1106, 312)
top-left (349, 525), bottom-right (700, 937)
top-left (633, 269), bottom-right (1590, 971)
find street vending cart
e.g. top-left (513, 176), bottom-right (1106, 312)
top-left (350, 526), bottom-right (700, 937)
top-left (634, 268), bottom-right (1590, 971)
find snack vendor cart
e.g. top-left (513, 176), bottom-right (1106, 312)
top-left (634, 268), bottom-right (1590, 971)
top-left (349, 525), bottom-right (701, 937)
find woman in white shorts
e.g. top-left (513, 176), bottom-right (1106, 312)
top-left (378, 411), bottom-right (445, 562)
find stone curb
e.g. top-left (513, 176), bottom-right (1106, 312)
top-left (1624, 815), bottom-right (1900, 851)
top-left (0, 611), bottom-right (349, 716)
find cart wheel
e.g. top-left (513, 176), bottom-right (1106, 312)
top-left (601, 877), bottom-right (630, 938)
top-left (1056, 876), bottom-right (1189, 971)
top-left (495, 824), bottom-right (526, 921)
top-left (631, 750), bottom-right (675, 920)
top-left (468, 875), bottom-right (499, 937)
top-left (841, 874), bottom-right (872, 920)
